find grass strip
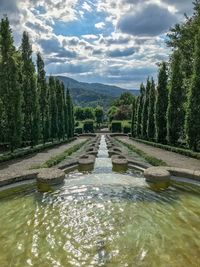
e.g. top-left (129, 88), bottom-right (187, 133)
top-left (117, 139), bottom-right (167, 166)
top-left (37, 140), bottom-right (88, 168)
top-left (130, 138), bottom-right (200, 160)
top-left (0, 138), bottom-right (76, 164)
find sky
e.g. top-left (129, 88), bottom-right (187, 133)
top-left (0, 0), bottom-right (194, 89)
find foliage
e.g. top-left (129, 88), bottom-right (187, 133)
top-left (167, 50), bottom-right (185, 145)
top-left (185, 29), bottom-right (200, 151)
top-left (0, 17), bottom-right (23, 152)
top-left (131, 97), bottom-right (136, 137)
top-left (83, 120), bottom-right (94, 133)
top-left (123, 124), bottom-right (131, 134)
top-left (111, 121), bottom-right (122, 133)
top-left (112, 92), bottom-right (135, 106)
top-left (75, 127), bottom-right (83, 134)
top-left (0, 16), bottom-right (74, 152)
top-left (117, 139), bottom-right (167, 166)
top-left (141, 78), bottom-right (151, 139)
top-left (40, 140), bottom-right (87, 168)
top-left (131, 138), bottom-right (200, 160)
top-left (155, 62), bottom-right (168, 144)
top-left (94, 106), bottom-right (104, 128)
top-left (147, 78), bottom-right (156, 141)
top-left (21, 31), bottom-right (40, 146)
top-left (136, 83), bottom-right (145, 138)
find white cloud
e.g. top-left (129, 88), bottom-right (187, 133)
top-left (95, 22), bottom-right (106, 29)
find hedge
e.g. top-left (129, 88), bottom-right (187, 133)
top-left (0, 138), bottom-right (76, 164)
top-left (131, 137), bottom-right (200, 160)
top-left (123, 125), bottom-right (131, 134)
top-left (83, 120), bottom-right (94, 133)
top-left (111, 121), bottom-right (122, 133)
top-left (75, 127), bottom-right (83, 134)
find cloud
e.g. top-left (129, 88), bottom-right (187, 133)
top-left (118, 4), bottom-right (177, 36)
top-left (39, 37), bottom-right (77, 58)
top-left (95, 22), bottom-right (105, 29)
top-left (107, 47), bottom-right (135, 57)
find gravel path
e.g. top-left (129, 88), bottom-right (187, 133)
top-left (117, 137), bottom-right (200, 171)
top-left (0, 138), bottom-right (88, 176)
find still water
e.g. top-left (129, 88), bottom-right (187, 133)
top-left (0, 136), bottom-right (199, 267)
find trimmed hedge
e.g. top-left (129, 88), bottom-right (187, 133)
top-left (75, 127), bottom-right (83, 134)
top-left (131, 137), bottom-right (200, 160)
top-left (0, 138), bottom-right (76, 164)
top-left (123, 125), bottom-right (131, 134)
top-left (111, 121), bottom-right (122, 133)
top-left (83, 120), bottom-right (94, 133)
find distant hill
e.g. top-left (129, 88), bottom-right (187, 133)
top-left (55, 76), bottom-right (139, 108)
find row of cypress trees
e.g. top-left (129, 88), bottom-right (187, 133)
top-left (131, 42), bottom-right (200, 151)
top-left (131, 1), bottom-right (200, 152)
top-left (0, 17), bottom-right (74, 152)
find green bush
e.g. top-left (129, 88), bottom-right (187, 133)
top-left (83, 120), bottom-right (94, 133)
top-left (123, 125), bottom-right (131, 134)
top-left (75, 127), bottom-right (83, 134)
top-left (111, 121), bottom-right (122, 133)
top-left (75, 121), bottom-right (79, 127)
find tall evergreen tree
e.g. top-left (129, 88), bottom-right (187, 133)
top-left (155, 62), bottom-right (168, 144)
top-left (167, 51), bottom-right (185, 145)
top-left (49, 76), bottom-right (58, 140)
top-left (56, 80), bottom-right (65, 140)
top-left (142, 78), bottom-right (151, 139)
top-left (0, 17), bottom-right (23, 151)
top-left (185, 29), bottom-right (200, 151)
top-left (147, 78), bottom-right (156, 140)
top-left (131, 97), bottom-right (136, 137)
top-left (136, 83), bottom-right (145, 138)
top-left (37, 53), bottom-right (49, 143)
top-left (66, 88), bottom-right (74, 138)
top-left (21, 31), bottom-right (39, 146)
top-left (64, 90), bottom-right (69, 138)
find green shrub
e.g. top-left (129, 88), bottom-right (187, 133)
top-left (75, 121), bottom-right (79, 127)
top-left (83, 120), bottom-right (94, 133)
top-left (75, 127), bottom-right (83, 134)
top-left (111, 121), bottom-right (122, 133)
top-left (123, 125), bottom-right (131, 134)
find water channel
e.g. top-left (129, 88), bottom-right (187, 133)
top-left (0, 135), bottom-right (200, 266)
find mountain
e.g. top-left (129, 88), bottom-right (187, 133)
top-left (55, 76), bottom-right (139, 108)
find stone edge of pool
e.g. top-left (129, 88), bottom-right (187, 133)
top-left (0, 134), bottom-right (199, 189)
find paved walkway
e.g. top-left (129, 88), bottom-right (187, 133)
top-left (0, 138), bottom-right (88, 176)
top-left (117, 137), bottom-right (200, 171)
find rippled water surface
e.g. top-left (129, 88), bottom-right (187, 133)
top-left (0, 136), bottom-right (200, 267)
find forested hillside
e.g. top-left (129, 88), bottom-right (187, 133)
top-left (56, 76), bottom-right (139, 108)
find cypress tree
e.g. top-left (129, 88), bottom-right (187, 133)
top-left (64, 90), bottom-right (69, 138)
top-left (142, 78), bottom-right (151, 139)
top-left (56, 80), bottom-right (65, 140)
top-left (155, 62), bottom-right (168, 144)
top-left (167, 51), bottom-right (185, 145)
top-left (21, 31), bottom-right (39, 146)
top-left (66, 88), bottom-right (74, 138)
top-left (37, 53), bottom-right (49, 143)
top-left (49, 76), bottom-right (58, 140)
top-left (136, 83), bottom-right (145, 138)
top-left (131, 97), bottom-right (136, 137)
top-left (185, 30), bottom-right (200, 151)
top-left (0, 17), bottom-right (23, 151)
top-left (147, 78), bottom-right (156, 140)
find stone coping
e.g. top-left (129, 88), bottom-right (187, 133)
top-left (144, 167), bottom-right (170, 182)
top-left (37, 168), bottom-right (65, 185)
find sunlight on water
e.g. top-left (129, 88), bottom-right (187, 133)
top-left (0, 136), bottom-right (200, 267)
